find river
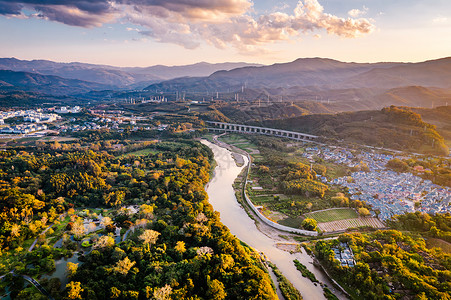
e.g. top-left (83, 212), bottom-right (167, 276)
top-left (202, 140), bottom-right (346, 300)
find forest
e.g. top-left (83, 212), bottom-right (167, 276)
top-left (314, 230), bottom-right (451, 299)
top-left (260, 106), bottom-right (449, 156)
top-left (0, 135), bottom-right (277, 299)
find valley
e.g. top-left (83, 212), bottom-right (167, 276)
top-left (0, 56), bottom-right (450, 300)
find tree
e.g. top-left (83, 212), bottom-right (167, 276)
top-left (139, 229), bottom-right (160, 249)
top-left (71, 219), bottom-right (86, 239)
top-left (207, 278), bottom-right (227, 300)
top-left (386, 158), bottom-right (409, 172)
top-left (110, 287), bottom-right (121, 299)
top-left (358, 207), bottom-right (371, 217)
top-left (100, 216), bottom-right (113, 228)
top-left (10, 223), bottom-right (20, 238)
top-left (153, 284), bottom-right (172, 300)
top-left (429, 226), bottom-right (440, 237)
top-left (93, 235), bottom-right (115, 249)
top-left (174, 241), bottom-right (186, 254)
top-left (301, 218), bottom-right (317, 231)
top-left (113, 257), bottom-right (136, 275)
top-left (66, 262), bottom-right (78, 278)
top-left (66, 281), bottom-right (83, 299)
top-left (139, 204), bottom-right (154, 219)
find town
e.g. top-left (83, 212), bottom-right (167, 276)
top-left (0, 106), bottom-right (165, 137)
top-left (303, 146), bottom-right (451, 220)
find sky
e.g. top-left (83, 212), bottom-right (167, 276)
top-left (0, 0), bottom-right (450, 67)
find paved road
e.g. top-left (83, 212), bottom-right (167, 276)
top-left (28, 223), bottom-right (56, 252)
top-left (22, 274), bottom-right (55, 300)
top-left (0, 271), bottom-right (55, 300)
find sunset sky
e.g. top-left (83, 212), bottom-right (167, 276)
top-left (1, 0), bottom-right (450, 66)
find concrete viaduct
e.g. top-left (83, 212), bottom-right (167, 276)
top-left (206, 121), bottom-right (318, 142)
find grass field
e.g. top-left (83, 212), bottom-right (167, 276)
top-left (305, 208), bottom-right (358, 223)
top-left (278, 217), bottom-right (304, 228)
top-left (218, 134), bottom-right (258, 152)
top-left (427, 238), bottom-right (451, 253)
top-left (122, 148), bottom-right (159, 157)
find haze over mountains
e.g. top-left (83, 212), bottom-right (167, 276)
top-left (0, 57), bottom-right (450, 111)
top-left (0, 58), bottom-right (260, 88)
top-left (146, 57), bottom-right (451, 91)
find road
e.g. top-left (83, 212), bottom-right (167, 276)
top-left (0, 271), bottom-right (55, 300)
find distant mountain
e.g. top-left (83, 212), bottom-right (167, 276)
top-left (124, 61), bottom-right (262, 80)
top-left (144, 57), bottom-right (451, 111)
top-left (0, 58), bottom-right (261, 88)
top-left (0, 70), bottom-right (111, 95)
top-left (144, 58), bottom-right (401, 92)
top-left (145, 57), bottom-right (451, 92)
top-left (372, 86), bottom-right (451, 108)
top-left (344, 57), bottom-right (451, 89)
top-left (1, 56), bottom-right (450, 109)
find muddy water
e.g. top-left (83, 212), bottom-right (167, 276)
top-left (202, 140), bottom-right (345, 300)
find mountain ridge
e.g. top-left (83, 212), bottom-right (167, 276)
top-left (0, 58), bottom-right (261, 87)
top-left (146, 57), bottom-right (451, 92)
top-left (0, 69), bottom-right (112, 95)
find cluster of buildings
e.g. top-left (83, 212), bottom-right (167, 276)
top-left (304, 146), bottom-right (395, 172)
top-left (333, 242), bottom-right (355, 267)
top-left (304, 145), bottom-right (451, 221)
top-left (57, 121), bottom-right (103, 133)
top-left (0, 109), bottom-right (61, 125)
top-left (56, 118), bottom-right (153, 133)
top-left (0, 107), bottom-right (80, 135)
top-left (335, 170), bottom-right (450, 220)
top-left (0, 123), bottom-right (47, 134)
top-left (54, 106), bottom-right (81, 114)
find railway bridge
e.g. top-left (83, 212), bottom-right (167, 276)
top-left (206, 121), bottom-right (318, 142)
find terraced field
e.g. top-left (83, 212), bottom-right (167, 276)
top-left (305, 208), bottom-right (358, 223)
top-left (317, 217), bottom-right (385, 233)
top-left (305, 208), bottom-right (385, 233)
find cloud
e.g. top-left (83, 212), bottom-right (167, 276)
top-left (0, 1), bottom-right (23, 15)
top-left (348, 6), bottom-right (368, 18)
top-left (1, 0), bottom-right (375, 50)
top-left (432, 16), bottom-right (448, 24)
top-left (0, 0), bottom-right (114, 27)
top-left (33, 5), bottom-right (115, 27)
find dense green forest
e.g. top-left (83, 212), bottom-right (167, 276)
top-left (0, 137), bottom-right (277, 299)
top-left (315, 230), bottom-right (451, 299)
top-left (388, 212), bottom-right (451, 243)
top-left (261, 106), bottom-right (449, 156)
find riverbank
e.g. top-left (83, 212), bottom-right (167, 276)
top-left (202, 139), bottom-right (347, 300)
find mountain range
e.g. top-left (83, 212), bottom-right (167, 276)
top-left (0, 58), bottom-right (260, 88)
top-left (0, 70), bottom-right (111, 95)
top-left (144, 57), bottom-right (451, 111)
top-left (145, 57), bottom-right (451, 92)
top-left (0, 57), bottom-right (450, 111)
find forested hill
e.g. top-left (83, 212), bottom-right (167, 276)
top-left (261, 106), bottom-right (449, 155)
top-left (0, 139), bottom-right (277, 299)
top-left (0, 70), bottom-right (111, 95)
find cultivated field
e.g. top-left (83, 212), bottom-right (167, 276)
top-left (305, 208), bottom-right (358, 223)
top-left (317, 217), bottom-right (385, 233)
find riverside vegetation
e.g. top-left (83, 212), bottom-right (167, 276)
top-left (0, 131), bottom-right (277, 299)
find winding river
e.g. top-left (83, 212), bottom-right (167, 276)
top-left (202, 140), bottom-right (346, 300)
